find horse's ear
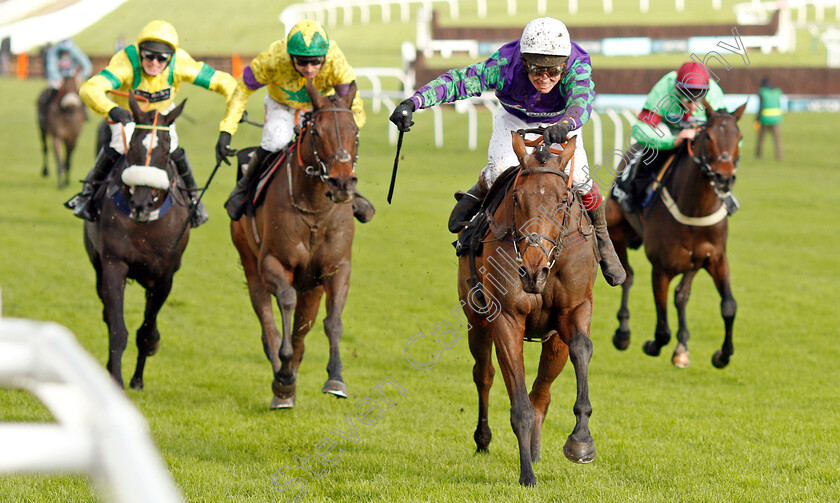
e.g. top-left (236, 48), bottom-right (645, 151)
top-left (128, 91), bottom-right (143, 119)
top-left (305, 78), bottom-right (327, 110)
top-left (731, 101), bottom-right (748, 120)
top-left (340, 81), bottom-right (357, 109)
top-left (701, 98), bottom-right (712, 116)
top-left (559, 135), bottom-right (576, 167)
top-left (512, 132), bottom-right (528, 165)
top-left (163, 99), bottom-right (187, 125)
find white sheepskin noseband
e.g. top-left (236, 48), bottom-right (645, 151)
top-left (121, 165), bottom-right (170, 189)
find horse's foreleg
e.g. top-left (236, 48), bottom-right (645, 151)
top-left (563, 324), bottom-right (596, 465)
top-left (290, 287), bottom-right (324, 377)
top-left (492, 318), bottom-right (536, 486)
top-left (707, 256), bottom-right (736, 368)
top-left (672, 270), bottom-right (698, 368)
top-left (52, 136), bottom-right (64, 189)
top-left (259, 255), bottom-right (298, 405)
top-left (528, 331), bottom-right (569, 462)
top-left (130, 277), bottom-right (173, 391)
top-left (321, 261), bottom-right (351, 398)
top-left (612, 238), bottom-right (635, 351)
top-left (101, 260), bottom-right (129, 388)
top-left (64, 138), bottom-right (77, 188)
top-left (468, 324), bottom-right (494, 453)
top-left (39, 126), bottom-right (49, 177)
top-left (643, 267), bottom-right (673, 357)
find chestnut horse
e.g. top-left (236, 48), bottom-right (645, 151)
top-left (607, 101), bottom-right (747, 368)
top-left (231, 80), bottom-right (360, 409)
top-left (83, 94), bottom-right (191, 389)
top-left (460, 133), bottom-right (598, 486)
top-left (38, 75), bottom-right (85, 188)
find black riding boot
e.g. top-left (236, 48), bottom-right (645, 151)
top-left (65, 146), bottom-right (119, 221)
top-left (586, 203), bottom-right (626, 287)
top-left (448, 182), bottom-right (486, 233)
top-left (352, 191), bottom-right (375, 223)
top-left (225, 147), bottom-right (270, 221)
top-left (171, 148), bottom-right (208, 228)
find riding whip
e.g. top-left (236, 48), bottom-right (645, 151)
top-left (387, 110), bottom-right (409, 204)
top-left (170, 157), bottom-right (225, 254)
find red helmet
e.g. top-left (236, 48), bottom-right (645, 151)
top-left (676, 62), bottom-right (710, 89)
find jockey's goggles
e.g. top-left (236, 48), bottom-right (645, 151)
top-left (676, 86), bottom-right (708, 103)
top-left (141, 50), bottom-right (172, 64)
top-left (522, 59), bottom-right (566, 78)
top-left (293, 56), bottom-right (324, 67)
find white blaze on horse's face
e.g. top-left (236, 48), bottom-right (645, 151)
top-left (141, 130), bottom-right (159, 154)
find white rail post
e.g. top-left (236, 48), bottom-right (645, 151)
top-left (588, 111), bottom-right (603, 163)
top-left (507, 0), bottom-right (516, 16)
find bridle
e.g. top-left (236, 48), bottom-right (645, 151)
top-left (687, 111), bottom-right (740, 199)
top-left (122, 111), bottom-right (177, 206)
top-left (509, 167), bottom-right (572, 270)
top-left (297, 107), bottom-right (359, 181)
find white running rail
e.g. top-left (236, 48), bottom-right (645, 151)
top-left (0, 318), bottom-right (184, 503)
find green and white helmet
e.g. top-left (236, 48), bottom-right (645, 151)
top-left (286, 20), bottom-right (330, 57)
top-left (520, 17), bottom-right (571, 67)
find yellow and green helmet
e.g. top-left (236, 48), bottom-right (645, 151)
top-left (286, 20), bottom-right (330, 57)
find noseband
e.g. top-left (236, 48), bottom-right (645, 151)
top-left (299, 107), bottom-right (359, 181)
top-left (510, 167), bottom-right (571, 270)
top-left (688, 112), bottom-right (739, 198)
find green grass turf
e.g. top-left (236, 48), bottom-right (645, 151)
top-left (2, 0), bottom-right (840, 501)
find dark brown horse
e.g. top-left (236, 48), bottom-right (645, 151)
top-left (460, 133), bottom-right (598, 486)
top-left (231, 80), bottom-right (360, 409)
top-left (38, 75), bottom-right (85, 188)
top-left (607, 101), bottom-right (747, 368)
top-left (83, 94), bottom-right (191, 389)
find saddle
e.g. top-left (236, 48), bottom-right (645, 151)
top-left (241, 145), bottom-right (295, 219)
top-left (454, 165), bottom-right (523, 258)
top-left (611, 143), bottom-right (684, 214)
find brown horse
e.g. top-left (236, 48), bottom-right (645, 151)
top-left (460, 133), bottom-right (598, 486)
top-left (231, 80), bottom-right (360, 409)
top-left (38, 75), bottom-right (85, 188)
top-left (83, 94), bottom-right (191, 389)
top-left (607, 101), bottom-right (747, 368)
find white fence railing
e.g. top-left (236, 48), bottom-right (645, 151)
top-left (0, 318), bottom-right (184, 503)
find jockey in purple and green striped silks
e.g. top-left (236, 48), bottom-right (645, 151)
top-left (389, 17), bottom-right (625, 287)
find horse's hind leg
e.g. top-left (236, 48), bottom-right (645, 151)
top-left (672, 270), bottom-right (698, 368)
top-left (39, 127), bottom-right (49, 177)
top-left (528, 332), bottom-right (569, 462)
top-left (492, 320), bottom-right (536, 486)
top-left (611, 232), bottom-right (635, 351)
top-left (64, 138), bottom-right (77, 188)
top-left (130, 277), bottom-right (173, 390)
top-left (468, 325), bottom-right (494, 453)
top-left (643, 267), bottom-right (674, 357)
top-left (321, 261), bottom-right (352, 398)
top-left (707, 256), bottom-right (736, 368)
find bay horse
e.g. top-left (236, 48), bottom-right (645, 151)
top-left (37, 74), bottom-right (85, 189)
top-left (231, 80), bottom-right (360, 409)
top-left (460, 133), bottom-right (598, 486)
top-left (607, 101), bottom-right (747, 368)
top-left (83, 93), bottom-right (191, 389)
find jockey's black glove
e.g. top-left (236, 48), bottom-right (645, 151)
top-left (389, 99), bottom-right (415, 132)
top-left (108, 106), bottom-right (133, 125)
top-left (215, 132), bottom-right (233, 166)
top-left (544, 122), bottom-right (571, 145)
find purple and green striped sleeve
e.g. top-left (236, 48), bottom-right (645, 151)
top-left (560, 59), bottom-right (595, 130)
top-left (409, 53), bottom-right (505, 110)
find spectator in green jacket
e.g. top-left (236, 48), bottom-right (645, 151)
top-left (755, 76), bottom-right (784, 160)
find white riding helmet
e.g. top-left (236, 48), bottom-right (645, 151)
top-left (520, 17), bottom-right (571, 66)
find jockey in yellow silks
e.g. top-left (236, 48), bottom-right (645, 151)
top-left (215, 20), bottom-right (373, 223)
top-left (67, 20), bottom-right (237, 227)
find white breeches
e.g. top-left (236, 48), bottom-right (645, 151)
top-left (480, 108), bottom-right (592, 193)
top-left (108, 103), bottom-right (179, 155)
top-left (261, 95), bottom-right (299, 152)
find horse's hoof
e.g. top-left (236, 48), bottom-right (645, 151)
top-left (272, 379), bottom-right (295, 398)
top-left (711, 350), bottom-right (730, 369)
top-left (642, 340), bottom-right (661, 357)
top-left (612, 329), bottom-right (631, 351)
top-left (672, 344), bottom-right (691, 368)
top-left (129, 378), bottom-right (143, 391)
top-left (563, 438), bottom-right (596, 464)
top-left (519, 473), bottom-right (537, 487)
top-left (270, 395), bottom-right (295, 409)
top-left (322, 380), bottom-right (348, 398)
